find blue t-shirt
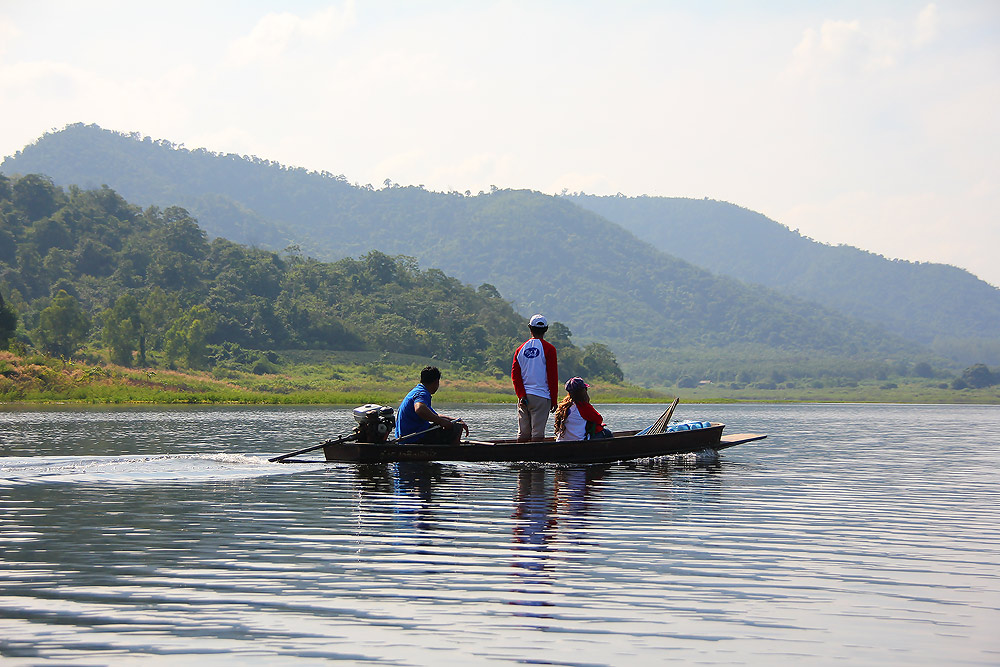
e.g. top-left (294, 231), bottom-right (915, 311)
top-left (396, 383), bottom-right (436, 441)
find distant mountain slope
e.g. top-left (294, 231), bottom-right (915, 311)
top-left (566, 194), bottom-right (1000, 363)
top-left (2, 124), bottom-right (932, 382)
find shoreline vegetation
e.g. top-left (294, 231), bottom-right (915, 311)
top-left (2, 350), bottom-right (998, 407)
top-left (2, 172), bottom-right (997, 410)
top-left (0, 349), bottom-right (664, 406)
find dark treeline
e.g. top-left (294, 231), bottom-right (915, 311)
top-left (0, 173), bottom-right (623, 381)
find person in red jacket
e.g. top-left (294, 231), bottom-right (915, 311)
top-left (554, 377), bottom-right (612, 441)
top-left (511, 314), bottom-right (559, 441)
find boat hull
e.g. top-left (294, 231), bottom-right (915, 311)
top-left (323, 423), bottom-right (764, 464)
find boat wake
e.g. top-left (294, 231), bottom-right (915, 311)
top-left (681, 447), bottom-right (721, 464)
top-left (630, 448), bottom-right (721, 466)
top-left (0, 452), bottom-right (319, 487)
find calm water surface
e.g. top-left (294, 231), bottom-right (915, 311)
top-left (1, 403), bottom-right (998, 665)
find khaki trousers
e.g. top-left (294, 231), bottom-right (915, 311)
top-left (517, 393), bottom-right (551, 441)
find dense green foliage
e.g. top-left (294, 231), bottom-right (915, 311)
top-left (567, 194), bottom-right (1000, 365)
top-left (0, 173), bottom-right (622, 381)
top-left (0, 291), bottom-right (16, 345)
top-left (34, 289), bottom-right (90, 356)
top-left (0, 124), bottom-right (946, 386)
top-left (953, 363), bottom-right (998, 390)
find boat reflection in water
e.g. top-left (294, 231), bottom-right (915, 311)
top-left (347, 456), bottom-right (727, 618)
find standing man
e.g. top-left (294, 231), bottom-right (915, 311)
top-left (511, 314), bottom-right (559, 442)
top-left (396, 366), bottom-right (469, 444)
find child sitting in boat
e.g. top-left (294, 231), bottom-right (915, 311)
top-left (553, 377), bottom-right (613, 441)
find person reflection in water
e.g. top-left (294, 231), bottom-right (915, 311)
top-left (509, 466), bottom-right (606, 583)
top-left (511, 469), bottom-right (555, 550)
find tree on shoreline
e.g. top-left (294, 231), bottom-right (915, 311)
top-left (0, 291), bottom-right (17, 345)
top-left (101, 293), bottom-right (143, 366)
top-left (33, 290), bottom-right (90, 357)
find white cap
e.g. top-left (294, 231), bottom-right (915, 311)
top-left (529, 314), bottom-right (548, 327)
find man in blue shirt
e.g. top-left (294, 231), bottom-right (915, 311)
top-left (396, 366), bottom-right (469, 444)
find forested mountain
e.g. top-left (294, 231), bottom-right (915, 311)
top-left (2, 124), bottom-right (938, 384)
top-left (0, 174), bottom-right (624, 380)
top-left (567, 194), bottom-right (1000, 365)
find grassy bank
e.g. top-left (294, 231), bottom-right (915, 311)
top-left (0, 350), bottom-right (668, 405)
top-left (4, 350), bottom-right (997, 406)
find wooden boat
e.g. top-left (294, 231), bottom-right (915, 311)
top-left (321, 423), bottom-right (765, 464)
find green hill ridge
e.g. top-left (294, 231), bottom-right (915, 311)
top-left (2, 123), bottom-right (962, 386)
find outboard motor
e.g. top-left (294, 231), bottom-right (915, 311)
top-left (352, 404), bottom-right (396, 443)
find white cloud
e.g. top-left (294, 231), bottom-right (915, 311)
top-left (0, 17), bottom-right (20, 57)
top-left (226, 1), bottom-right (357, 68)
top-left (787, 4), bottom-right (948, 83)
top-left (788, 18), bottom-right (901, 80)
top-left (0, 59), bottom-right (81, 96)
top-left (0, 56), bottom-right (199, 160)
top-left (914, 3), bottom-right (940, 46)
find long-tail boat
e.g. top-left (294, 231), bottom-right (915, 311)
top-left (319, 425), bottom-right (765, 464)
top-left (269, 400), bottom-right (766, 465)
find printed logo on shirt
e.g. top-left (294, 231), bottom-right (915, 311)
top-left (524, 347), bottom-right (540, 358)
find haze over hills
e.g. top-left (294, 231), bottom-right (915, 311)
top-left (2, 123), bottom-right (961, 383)
top-left (567, 194), bottom-right (1000, 365)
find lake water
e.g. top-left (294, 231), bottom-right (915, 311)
top-left (1, 403), bottom-right (998, 665)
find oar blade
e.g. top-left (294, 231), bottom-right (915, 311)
top-left (268, 433), bottom-right (357, 463)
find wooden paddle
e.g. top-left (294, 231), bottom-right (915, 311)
top-left (269, 432), bottom-right (358, 463)
top-left (269, 423), bottom-right (443, 463)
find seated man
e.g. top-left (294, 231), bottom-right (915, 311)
top-left (395, 366), bottom-right (469, 445)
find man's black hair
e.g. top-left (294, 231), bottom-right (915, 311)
top-left (420, 366), bottom-right (441, 385)
top-left (529, 325), bottom-right (548, 337)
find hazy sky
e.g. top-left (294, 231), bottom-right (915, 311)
top-left (2, 1), bottom-right (998, 286)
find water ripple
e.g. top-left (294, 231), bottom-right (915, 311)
top-left (1, 403), bottom-right (999, 664)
